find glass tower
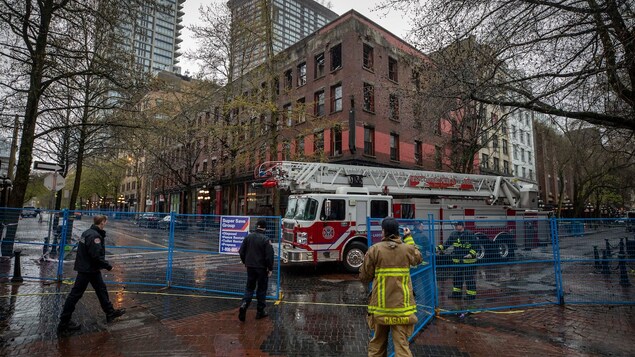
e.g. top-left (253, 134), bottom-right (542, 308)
top-left (228, 0), bottom-right (338, 78)
top-left (118, 0), bottom-right (185, 74)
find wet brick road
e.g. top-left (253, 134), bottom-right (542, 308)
top-left (1, 258), bottom-right (634, 357)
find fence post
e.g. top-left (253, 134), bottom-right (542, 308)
top-left (165, 211), bottom-right (176, 288)
top-left (56, 209), bottom-right (69, 281)
top-left (550, 217), bottom-right (564, 305)
top-left (428, 214), bottom-right (439, 314)
top-left (275, 216), bottom-right (282, 300)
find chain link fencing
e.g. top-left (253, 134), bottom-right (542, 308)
top-left (0, 208), bottom-right (281, 300)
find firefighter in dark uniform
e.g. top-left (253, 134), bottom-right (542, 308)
top-left (58, 215), bottom-right (125, 333)
top-left (238, 218), bottom-right (274, 321)
top-left (438, 221), bottom-right (477, 299)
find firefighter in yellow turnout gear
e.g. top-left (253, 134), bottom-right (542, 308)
top-left (360, 218), bottom-right (423, 357)
top-left (438, 221), bottom-right (478, 299)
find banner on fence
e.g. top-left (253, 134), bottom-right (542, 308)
top-left (219, 216), bottom-right (250, 254)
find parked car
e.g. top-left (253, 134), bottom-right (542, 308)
top-left (157, 215), bottom-right (188, 230)
top-left (21, 206), bottom-right (37, 218)
top-left (136, 213), bottom-right (162, 228)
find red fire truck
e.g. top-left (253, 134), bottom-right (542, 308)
top-left (256, 161), bottom-right (546, 272)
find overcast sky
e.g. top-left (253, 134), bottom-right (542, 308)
top-left (179, 0), bottom-right (411, 74)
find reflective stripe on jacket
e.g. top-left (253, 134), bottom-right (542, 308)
top-left (438, 230), bottom-right (477, 264)
top-left (359, 235), bottom-right (423, 325)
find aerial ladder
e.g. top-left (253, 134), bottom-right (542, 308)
top-left (255, 161), bottom-right (530, 208)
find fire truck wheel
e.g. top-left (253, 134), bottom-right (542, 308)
top-left (496, 234), bottom-right (516, 260)
top-left (343, 241), bottom-right (367, 273)
top-left (473, 234), bottom-right (488, 261)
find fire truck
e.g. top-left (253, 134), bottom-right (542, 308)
top-left (255, 161), bottom-right (546, 272)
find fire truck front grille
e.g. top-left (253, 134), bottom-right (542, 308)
top-left (283, 222), bottom-right (295, 230)
top-left (283, 231), bottom-right (294, 242)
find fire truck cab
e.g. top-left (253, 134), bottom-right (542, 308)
top-left (282, 187), bottom-right (391, 272)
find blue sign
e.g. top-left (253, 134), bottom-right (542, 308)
top-left (219, 216), bottom-right (251, 254)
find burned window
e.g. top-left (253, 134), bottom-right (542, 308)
top-left (297, 62), bottom-right (307, 86)
top-left (284, 69), bottom-right (292, 90)
top-left (330, 44), bottom-right (342, 71)
top-left (415, 140), bottom-right (423, 166)
top-left (363, 83), bottom-right (375, 112)
top-left (389, 94), bottom-right (399, 120)
top-left (314, 52), bottom-right (325, 78)
top-left (330, 84), bottom-right (342, 112)
top-left (390, 133), bottom-right (400, 161)
top-left (364, 126), bottom-right (375, 156)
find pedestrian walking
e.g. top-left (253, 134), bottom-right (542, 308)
top-left (437, 221), bottom-right (477, 299)
top-left (57, 215), bottom-right (125, 333)
top-left (238, 218), bottom-right (274, 321)
top-left (360, 217), bottom-right (423, 357)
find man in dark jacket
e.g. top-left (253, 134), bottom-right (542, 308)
top-left (57, 215), bottom-right (125, 333)
top-left (238, 218), bottom-right (274, 321)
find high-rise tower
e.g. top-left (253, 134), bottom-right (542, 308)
top-left (118, 0), bottom-right (185, 74)
top-left (228, 0), bottom-right (338, 78)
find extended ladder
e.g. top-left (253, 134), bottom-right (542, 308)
top-left (255, 161), bottom-right (523, 207)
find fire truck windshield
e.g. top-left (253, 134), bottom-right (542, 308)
top-left (285, 197), bottom-right (319, 220)
top-left (284, 198), bottom-right (297, 219)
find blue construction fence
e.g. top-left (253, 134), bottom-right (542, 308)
top-left (367, 216), bottom-right (635, 354)
top-left (0, 208), bottom-right (282, 300)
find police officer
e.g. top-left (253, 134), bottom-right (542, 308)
top-left (438, 221), bottom-right (477, 299)
top-left (360, 217), bottom-right (423, 357)
top-left (238, 218), bottom-right (274, 321)
top-left (58, 215), bottom-right (125, 333)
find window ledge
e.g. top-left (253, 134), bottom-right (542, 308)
top-left (330, 109), bottom-right (343, 115)
top-left (388, 78), bottom-right (398, 84)
top-left (330, 67), bottom-right (342, 74)
top-left (363, 66), bottom-right (374, 73)
top-left (363, 109), bottom-right (376, 114)
top-left (389, 117), bottom-right (400, 123)
top-left (362, 154), bottom-right (376, 159)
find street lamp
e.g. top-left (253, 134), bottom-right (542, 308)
top-left (117, 195), bottom-right (125, 212)
top-left (197, 187), bottom-right (211, 214)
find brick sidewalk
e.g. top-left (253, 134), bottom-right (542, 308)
top-left (1, 280), bottom-right (634, 356)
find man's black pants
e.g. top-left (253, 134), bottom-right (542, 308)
top-left (60, 271), bottom-right (113, 323)
top-left (241, 267), bottom-right (269, 311)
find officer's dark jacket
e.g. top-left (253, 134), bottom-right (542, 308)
top-left (239, 229), bottom-right (274, 271)
top-left (74, 224), bottom-right (112, 272)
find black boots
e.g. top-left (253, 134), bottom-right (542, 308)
top-left (255, 310), bottom-right (269, 320)
top-left (106, 308), bottom-right (126, 323)
top-left (57, 320), bottom-right (81, 334)
top-left (238, 302), bottom-right (268, 321)
top-left (238, 303), bottom-right (247, 322)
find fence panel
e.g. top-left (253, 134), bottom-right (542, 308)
top-left (0, 207), bottom-right (61, 282)
top-left (558, 218), bottom-right (635, 304)
top-left (435, 218), bottom-right (558, 314)
top-left (168, 214), bottom-right (281, 299)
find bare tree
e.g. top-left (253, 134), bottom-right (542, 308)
top-left (379, 0), bottom-right (635, 131)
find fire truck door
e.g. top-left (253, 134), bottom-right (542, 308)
top-left (355, 200), bottom-right (367, 234)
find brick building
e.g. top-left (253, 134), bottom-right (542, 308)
top-left (195, 10), bottom-right (454, 215)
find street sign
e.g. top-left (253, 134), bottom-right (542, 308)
top-left (33, 161), bottom-right (64, 172)
top-left (43, 173), bottom-right (65, 191)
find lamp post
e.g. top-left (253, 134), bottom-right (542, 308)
top-left (197, 187), bottom-right (211, 214)
top-left (117, 195), bottom-right (125, 212)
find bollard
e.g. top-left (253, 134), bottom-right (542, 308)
top-left (618, 239), bottom-right (631, 287)
top-left (601, 250), bottom-right (610, 275)
top-left (593, 246), bottom-right (600, 271)
top-left (605, 239), bottom-right (612, 258)
top-left (10, 250), bottom-right (24, 283)
top-left (626, 238), bottom-right (635, 259)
